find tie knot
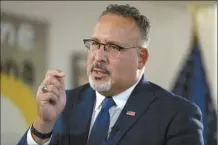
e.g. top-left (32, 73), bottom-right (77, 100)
top-left (101, 97), bottom-right (115, 110)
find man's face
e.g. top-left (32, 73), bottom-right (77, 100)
top-left (86, 14), bottom-right (147, 95)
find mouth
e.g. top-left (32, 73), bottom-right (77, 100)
top-left (91, 68), bottom-right (109, 78)
top-left (93, 68), bottom-right (106, 73)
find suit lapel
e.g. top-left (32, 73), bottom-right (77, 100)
top-left (69, 86), bottom-right (96, 145)
top-left (107, 79), bottom-right (158, 145)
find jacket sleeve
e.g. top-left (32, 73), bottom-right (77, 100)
top-left (16, 129), bottom-right (29, 145)
top-left (165, 100), bottom-right (204, 145)
top-left (16, 90), bottom-right (73, 145)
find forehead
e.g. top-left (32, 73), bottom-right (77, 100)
top-left (92, 14), bottom-right (140, 46)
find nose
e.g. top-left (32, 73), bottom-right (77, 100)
top-left (94, 45), bottom-right (107, 63)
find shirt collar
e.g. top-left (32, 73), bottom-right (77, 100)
top-left (94, 76), bottom-right (143, 111)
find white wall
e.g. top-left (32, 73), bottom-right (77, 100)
top-left (1, 1), bottom-right (217, 143)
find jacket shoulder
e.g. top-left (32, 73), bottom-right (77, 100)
top-left (147, 82), bottom-right (201, 115)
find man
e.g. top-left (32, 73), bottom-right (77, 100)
top-left (17, 4), bottom-right (204, 145)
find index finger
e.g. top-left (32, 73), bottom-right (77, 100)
top-left (46, 69), bottom-right (65, 78)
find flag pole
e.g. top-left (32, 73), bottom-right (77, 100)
top-left (188, 5), bottom-right (207, 40)
top-left (189, 6), bottom-right (199, 38)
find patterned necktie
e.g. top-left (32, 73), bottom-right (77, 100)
top-left (88, 97), bottom-right (115, 145)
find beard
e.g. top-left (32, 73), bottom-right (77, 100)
top-left (89, 75), bottom-right (112, 92)
top-left (88, 62), bottom-right (112, 92)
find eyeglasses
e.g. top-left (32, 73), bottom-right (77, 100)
top-left (83, 39), bottom-right (139, 58)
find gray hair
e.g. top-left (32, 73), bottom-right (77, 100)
top-left (100, 4), bottom-right (151, 47)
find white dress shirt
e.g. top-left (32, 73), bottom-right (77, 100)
top-left (27, 78), bottom-right (141, 145)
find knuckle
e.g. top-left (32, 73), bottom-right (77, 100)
top-left (50, 79), bottom-right (55, 85)
top-left (54, 79), bottom-right (60, 86)
top-left (46, 70), bottom-right (52, 75)
top-left (46, 69), bottom-right (56, 76)
top-left (42, 75), bottom-right (50, 83)
top-left (51, 85), bottom-right (58, 92)
top-left (46, 74), bottom-right (53, 80)
top-left (51, 78), bottom-right (56, 83)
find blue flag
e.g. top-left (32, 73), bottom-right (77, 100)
top-left (171, 32), bottom-right (217, 145)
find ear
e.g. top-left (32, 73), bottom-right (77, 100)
top-left (138, 48), bottom-right (149, 70)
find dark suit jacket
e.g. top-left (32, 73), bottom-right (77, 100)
top-left (17, 78), bottom-right (204, 145)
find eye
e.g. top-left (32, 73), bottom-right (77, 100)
top-left (107, 44), bottom-right (120, 51)
top-left (91, 40), bottom-right (99, 46)
top-left (89, 40), bottom-right (100, 50)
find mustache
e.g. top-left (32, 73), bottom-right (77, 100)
top-left (90, 63), bottom-right (110, 75)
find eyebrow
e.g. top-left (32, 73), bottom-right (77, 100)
top-left (91, 37), bottom-right (125, 47)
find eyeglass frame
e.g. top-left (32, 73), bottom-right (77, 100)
top-left (83, 39), bottom-right (140, 58)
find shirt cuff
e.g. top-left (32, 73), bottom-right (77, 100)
top-left (27, 127), bottom-right (52, 145)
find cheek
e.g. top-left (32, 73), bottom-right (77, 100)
top-left (112, 56), bottom-right (138, 76)
top-left (110, 59), bottom-right (132, 77)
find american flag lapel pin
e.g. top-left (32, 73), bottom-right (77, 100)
top-left (126, 111), bottom-right (136, 116)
